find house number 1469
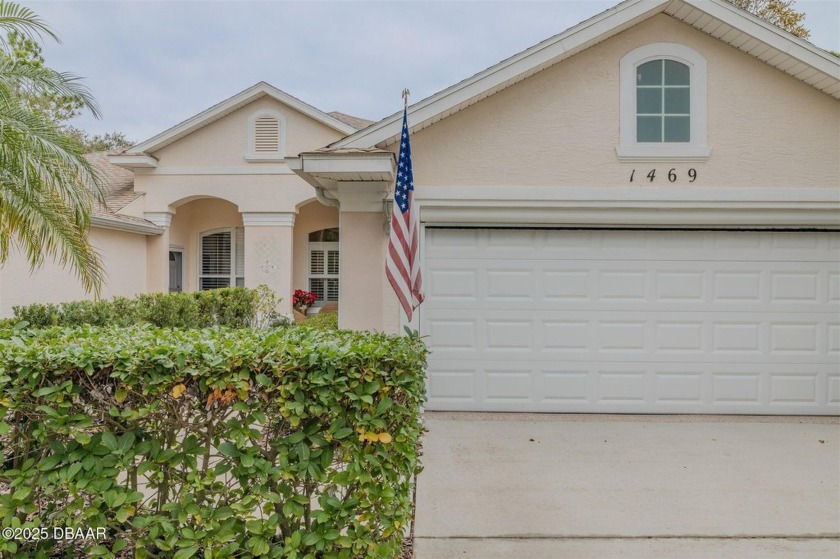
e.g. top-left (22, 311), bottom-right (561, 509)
top-left (630, 168), bottom-right (697, 183)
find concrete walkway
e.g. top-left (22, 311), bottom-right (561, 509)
top-left (414, 413), bottom-right (840, 558)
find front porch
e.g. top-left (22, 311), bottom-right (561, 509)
top-left (143, 197), bottom-right (340, 316)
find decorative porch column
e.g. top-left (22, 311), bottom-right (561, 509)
top-left (144, 212), bottom-right (173, 293)
top-left (286, 150), bottom-right (395, 331)
top-left (242, 212), bottom-right (295, 315)
top-left (336, 182), bottom-right (389, 331)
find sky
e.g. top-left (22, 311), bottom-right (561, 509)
top-left (21, 0), bottom-right (840, 144)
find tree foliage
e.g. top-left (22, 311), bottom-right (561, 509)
top-left (728, 0), bottom-right (809, 38)
top-left (0, 0), bottom-right (105, 294)
top-left (3, 29), bottom-right (84, 122)
top-left (64, 126), bottom-right (133, 152)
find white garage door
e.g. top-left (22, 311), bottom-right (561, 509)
top-left (421, 229), bottom-right (840, 415)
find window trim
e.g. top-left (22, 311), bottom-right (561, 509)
top-left (245, 109), bottom-right (286, 162)
top-left (168, 246), bottom-right (184, 293)
top-left (198, 227), bottom-right (244, 290)
top-left (617, 43), bottom-right (711, 162)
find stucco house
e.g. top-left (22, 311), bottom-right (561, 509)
top-left (1, 0), bottom-right (838, 415)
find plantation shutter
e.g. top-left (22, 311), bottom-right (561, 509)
top-left (327, 250), bottom-right (339, 275)
top-left (201, 232), bottom-right (231, 276)
top-left (309, 240), bottom-right (339, 304)
top-left (253, 115), bottom-right (280, 153)
top-left (200, 229), bottom-right (244, 290)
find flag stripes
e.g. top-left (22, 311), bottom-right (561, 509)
top-left (386, 107), bottom-right (424, 321)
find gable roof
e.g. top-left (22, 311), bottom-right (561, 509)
top-left (84, 151), bottom-right (162, 235)
top-left (125, 82), bottom-right (359, 155)
top-left (327, 111), bottom-right (375, 130)
top-left (330, 0), bottom-right (840, 150)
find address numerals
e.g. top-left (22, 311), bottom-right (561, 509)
top-left (630, 168), bottom-right (697, 183)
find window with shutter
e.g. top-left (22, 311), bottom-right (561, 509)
top-left (199, 228), bottom-right (245, 290)
top-left (308, 228), bottom-right (339, 305)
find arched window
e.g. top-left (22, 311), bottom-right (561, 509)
top-left (308, 228), bottom-right (339, 305)
top-left (635, 59), bottom-right (690, 143)
top-left (617, 43), bottom-right (710, 161)
top-left (246, 109), bottom-right (286, 161)
top-left (199, 227), bottom-right (244, 290)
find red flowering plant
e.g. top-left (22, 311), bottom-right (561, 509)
top-left (292, 289), bottom-right (317, 312)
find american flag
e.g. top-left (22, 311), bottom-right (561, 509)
top-left (386, 107), bottom-right (424, 321)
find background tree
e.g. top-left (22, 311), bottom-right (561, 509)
top-left (1, 28), bottom-right (133, 153)
top-left (4, 29), bottom-right (84, 121)
top-left (0, 0), bottom-right (105, 293)
top-left (64, 127), bottom-right (133, 152)
top-left (728, 0), bottom-right (809, 39)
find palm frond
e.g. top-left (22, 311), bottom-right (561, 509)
top-left (0, 0), bottom-right (58, 48)
top-left (0, 59), bottom-right (100, 118)
top-left (0, 88), bottom-right (105, 294)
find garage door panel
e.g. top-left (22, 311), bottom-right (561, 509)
top-left (426, 229), bottom-right (840, 262)
top-left (423, 229), bottom-right (840, 415)
top-left (828, 273), bottom-right (840, 302)
top-left (428, 259), bottom-right (838, 311)
top-left (426, 360), bottom-right (837, 413)
top-left (828, 323), bottom-right (840, 354)
top-left (424, 310), bottom-right (836, 362)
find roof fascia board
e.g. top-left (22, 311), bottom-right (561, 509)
top-left (332, 0), bottom-right (669, 149)
top-left (90, 215), bottom-right (164, 235)
top-left (127, 82), bottom-right (357, 155)
top-left (108, 154), bottom-right (158, 169)
top-left (300, 154), bottom-right (394, 175)
top-left (334, 0), bottom-right (839, 150)
top-left (682, 0), bottom-right (840, 75)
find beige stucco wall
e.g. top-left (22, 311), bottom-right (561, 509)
top-left (168, 198), bottom-right (243, 293)
top-left (133, 96), bottom-right (348, 216)
top-left (408, 14), bottom-right (840, 188)
top-left (0, 227), bottom-right (147, 318)
top-left (128, 94), bottom-right (348, 301)
top-left (135, 174), bottom-right (313, 214)
top-left (338, 212), bottom-right (387, 331)
top-left (151, 96), bottom-right (343, 169)
top-left (292, 200), bottom-right (339, 294)
top-left (366, 13), bottom-right (840, 333)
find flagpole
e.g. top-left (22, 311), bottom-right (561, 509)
top-left (398, 88), bottom-right (410, 327)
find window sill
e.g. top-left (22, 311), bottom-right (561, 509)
top-left (615, 145), bottom-right (711, 162)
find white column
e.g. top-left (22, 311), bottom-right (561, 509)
top-left (242, 212), bottom-right (295, 315)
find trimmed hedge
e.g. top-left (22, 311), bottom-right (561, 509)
top-left (300, 312), bottom-right (338, 331)
top-left (8, 286), bottom-right (287, 329)
top-left (0, 325), bottom-right (428, 558)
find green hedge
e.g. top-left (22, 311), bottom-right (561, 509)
top-left (0, 325), bottom-right (428, 558)
top-left (300, 312), bottom-right (338, 331)
top-left (8, 286), bottom-right (286, 329)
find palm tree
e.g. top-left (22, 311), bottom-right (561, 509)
top-left (0, 0), bottom-right (105, 294)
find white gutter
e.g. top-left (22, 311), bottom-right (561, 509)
top-left (314, 186), bottom-right (340, 208)
top-left (90, 215), bottom-right (164, 235)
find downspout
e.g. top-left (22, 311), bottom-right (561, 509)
top-left (315, 186), bottom-right (340, 208)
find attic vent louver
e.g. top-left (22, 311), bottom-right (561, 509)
top-left (254, 115), bottom-right (280, 152)
top-left (246, 109), bottom-right (285, 161)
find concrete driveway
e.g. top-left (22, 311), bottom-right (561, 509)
top-left (414, 413), bottom-right (840, 559)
